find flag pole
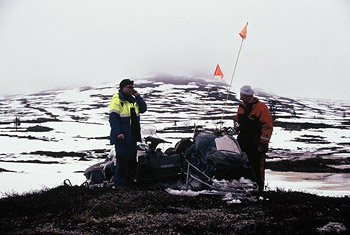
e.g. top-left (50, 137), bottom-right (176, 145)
top-left (193, 64), bottom-right (224, 137)
top-left (219, 23), bottom-right (247, 131)
top-left (192, 75), bottom-right (215, 137)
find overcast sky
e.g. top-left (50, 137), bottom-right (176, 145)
top-left (0, 0), bottom-right (349, 100)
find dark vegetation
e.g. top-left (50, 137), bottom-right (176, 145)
top-left (23, 151), bottom-right (86, 158)
top-left (0, 160), bottom-right (60, 164)
top-left (0, 186), bottom-right (349, 234)
top-left (266, 157), bottom-right (350, 173)
top-left (0, 168), bottom-right (15, 173)
top-left (273, 121), bottom-right (346, 130)
top-left (26, 125), bottom-right (53, 132)
top-left (0, 133), bottom-right (55, 141)
top-left (0, 118), bottom-right (61, 125)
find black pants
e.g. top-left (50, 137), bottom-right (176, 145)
top-left (114, 141), bottom-right (137, 186)
top-left (245, 150), bottom-right (265, 193)
top-left (238, 137), bottom-right (266, 193)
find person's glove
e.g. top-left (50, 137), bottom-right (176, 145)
top-left (117, 134), bottom-right (125, 140)
top-left (233, 121), bottom-right (240, 132)
top-left (258, 142), bottom-right (268, 153)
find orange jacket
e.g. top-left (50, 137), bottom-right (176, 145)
top-left (234, 98), bottom-right (273, 144)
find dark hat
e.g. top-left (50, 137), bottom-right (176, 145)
top-left (119, 79), bottom-right (134, 90)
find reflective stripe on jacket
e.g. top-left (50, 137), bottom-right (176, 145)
top-left (234, 98), bottom-right (273, 144)
top-left (109, 91), bottom-right (147, 144)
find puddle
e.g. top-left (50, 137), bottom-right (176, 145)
top-left (265, 169), bottom-right (350, 197)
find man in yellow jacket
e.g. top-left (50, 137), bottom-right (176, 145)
top-left (234, 85), bottom-right (273, 193)
top-left (109, 79), bottom-right (147, 186)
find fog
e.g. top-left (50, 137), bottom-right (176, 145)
top-left (0, 0), bottom-right (349, 100)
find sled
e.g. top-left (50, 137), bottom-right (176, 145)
top-left (180, 130), bottom-right (258, 196)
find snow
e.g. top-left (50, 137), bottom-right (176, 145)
top-left (165, 189), bottom-right (201, 197)
top-left (0, 158), bottom-right (101, 197)
top-left (166, 177), bottom-right (258, 204)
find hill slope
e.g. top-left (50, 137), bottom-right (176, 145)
top-left (0, 186), bottom-right (349, 234)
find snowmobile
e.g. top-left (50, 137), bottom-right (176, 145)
top-left (82, 125), bottom-right (190, 188)
top-left (81, 125), bottom-right (259, 195)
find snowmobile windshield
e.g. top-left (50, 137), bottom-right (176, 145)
top-left (215, 135), bottom-right (241, 154)
top-left (141, 125), bottom-right (157, 137)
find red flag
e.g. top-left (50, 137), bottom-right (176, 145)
top-left (239, 23), bottom-right (248, 39)
top-left (214, 64), bottom-right (224, 78)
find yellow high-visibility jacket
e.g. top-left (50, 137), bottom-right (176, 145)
top-left (109, 91), bottom-right (147, 144)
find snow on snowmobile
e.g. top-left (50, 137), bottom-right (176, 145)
top-left (81, 125), bottom-right (259, 196)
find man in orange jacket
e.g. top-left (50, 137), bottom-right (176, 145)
top-left (234, 85), bottom-right (273, 193)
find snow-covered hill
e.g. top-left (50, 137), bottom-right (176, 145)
top-left (1, 75), bottom-right (350, 196)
